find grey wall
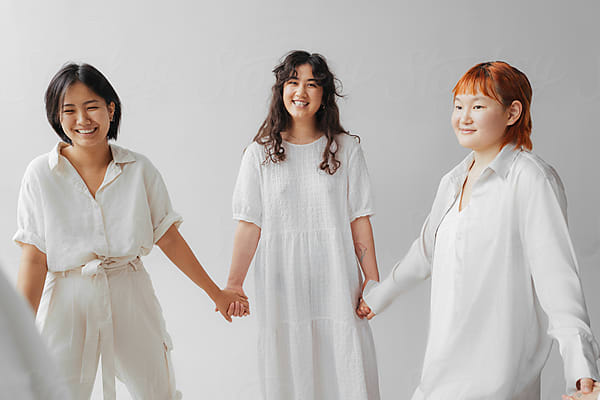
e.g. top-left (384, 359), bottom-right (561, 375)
top-left (1, 1), bottom-right (598, 398)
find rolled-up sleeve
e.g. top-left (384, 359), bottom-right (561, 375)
top-left (522, 170), bottom-right (600, 393)
top-left (146, 164), bottom-right (183, 243)
top-left (232, 145), bottom-right (263, 228)
top-left (13, 166), bottom-right (46, 253)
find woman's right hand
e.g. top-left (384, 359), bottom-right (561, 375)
top-left (356, 298), bottom-right (375, 320)
top-left (214, 288), bottom-right (249, 322)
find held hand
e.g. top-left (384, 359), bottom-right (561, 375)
top-left (214, 288), bottom-right (249, 322)
top-left (562, 380), bottom-right (600, 400)
top-left (215, 286), bottom-right (250, 318)
top-left (356, 280), bottom-right (376, 320)
top-left (356, 298), bottom-right (376, 320)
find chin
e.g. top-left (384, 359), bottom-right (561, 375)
top-left (456, 135), bottom-right (478, 150)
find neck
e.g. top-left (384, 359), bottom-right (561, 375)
top-left (62, 141), bottom-right (112, 170)
top-left (472, 143), bottom-right (502, 172)
top-left (285, 118), bottom-right (321, 143)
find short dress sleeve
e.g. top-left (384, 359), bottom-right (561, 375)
top-left (145, 160), bottom-right (183, 243)
top-left (347, 140), bottom-right (375, 222)
top-left (232, 144), bottom-right (263, 228)
top-left (13, 165), bottom-right (46, 253)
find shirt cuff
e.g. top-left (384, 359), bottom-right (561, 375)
top-left (13, 229), bottom-right (46, 254)
top-left (562, 332), bottom-right (600, 394)
top-left (153, 212), bottom-right (184, 243)
top-left (362, 277), bottom-right (402, 315)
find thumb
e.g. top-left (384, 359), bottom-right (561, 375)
top-left (222, 311), bottom-right (232, 323)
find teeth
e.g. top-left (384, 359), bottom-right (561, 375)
top-left (78, 129), bottom-right (95, 134)
top-left (293, 100), bottom-right (308, 106)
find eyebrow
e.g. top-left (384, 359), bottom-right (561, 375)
top-left (62, 99), bottom-right (100, 107)
top-left (287, 77), bottom-right (318, 83)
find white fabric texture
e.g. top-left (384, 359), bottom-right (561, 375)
top-left (0, 267), bottom-right (72, 400)
top-left (363, 144), bottom-right (600, 399)
top-left (39, 259), bottom-right (180, 400)
top-left (13, 142), bottom-right (183, 400)
top-left (232, 134), bottom-right (380, 400)
top-left (13, 142), bottom-right (182, 272)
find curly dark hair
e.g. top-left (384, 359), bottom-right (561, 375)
top-left (253, 50), bottom-right (356, 175)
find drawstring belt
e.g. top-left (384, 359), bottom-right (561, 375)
top-left (52, 257), bottom-right (141, 400)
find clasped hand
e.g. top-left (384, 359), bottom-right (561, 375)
top-left (214, 287), bottom-right (250, 322)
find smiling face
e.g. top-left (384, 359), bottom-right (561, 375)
top-left (282, 63), bottom-right (323, 123)
top-left (452, 92), bottom-right (516, 153)
top-left (59, 81), bottom-right (115, 149)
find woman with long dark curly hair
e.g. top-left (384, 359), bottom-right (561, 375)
top-left (225, 50), bottom-right (381, 399)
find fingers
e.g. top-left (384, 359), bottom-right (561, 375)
top-left (580, 378), bottom-right (595, 394)
top-left (366, 311), bottom-right (375, 320)
top-left (227, 302), bottom-right (235, 316)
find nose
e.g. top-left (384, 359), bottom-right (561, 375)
top-left (296, 83), bottom-right (307, 96)
top-left (460, 108), bottom-right (472, 124)
top-left (76, 109), bottom-right (91, 125)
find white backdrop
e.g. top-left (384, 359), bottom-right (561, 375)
top-left (1, 1), bottom-right (599, 399)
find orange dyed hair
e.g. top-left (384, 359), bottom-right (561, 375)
top-left (452, 61), bottom-right (533, 150)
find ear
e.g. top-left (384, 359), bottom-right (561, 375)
top-left (108, 102), bottom-right (116, 121)
top-left (506, 100), bottom-right (522, 126)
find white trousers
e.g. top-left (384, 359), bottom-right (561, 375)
top-left (37, 258), bottom-right (181, 400)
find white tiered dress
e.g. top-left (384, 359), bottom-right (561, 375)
top-left (233, 134), bottom-right (380, 400)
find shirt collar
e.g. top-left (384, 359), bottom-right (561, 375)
top-left (448, 143), bottom-right (521, 184)
top-left (48, 142), bottom-right (136, 171)
top-left (487, 144), bottom-right (521, 180)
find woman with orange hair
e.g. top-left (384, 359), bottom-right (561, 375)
top-left (359, 61), bottom-right (599, 399)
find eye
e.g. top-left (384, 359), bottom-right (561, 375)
top-left (63, 109), bottom-right (74, 114)
top-left (308, 83), bottom-right (317, 88)
top-left (454, 105), bottom-right (462, 110)
top-left (87, 106), bottom-right (99, 110)
top-left (287, 80), bottom-right (298, 85)
top-left (473, 105), bottom-right (484, 110)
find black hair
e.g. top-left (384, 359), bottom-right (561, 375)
top-left (45, 63), bottom-right (122, 144)
top-left (254, 50), bottom-right (355, 175)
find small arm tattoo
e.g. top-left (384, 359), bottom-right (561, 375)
top-left (354, 242), bottom-right (367, 264)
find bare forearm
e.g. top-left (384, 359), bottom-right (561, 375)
top-left (227, 221), bottom-right (261, 288)
top-left (351, 216), bottom-right (379, 282)
top-left (16, 244), bottom-right (48, 314)
top-left (157, 225), bottom-right (220, 300)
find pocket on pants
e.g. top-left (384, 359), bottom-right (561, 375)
top-left (162, 334), bottom-right (182, 400)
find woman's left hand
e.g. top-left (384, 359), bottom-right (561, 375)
top-left (562, 379), bottom-right (600, 400)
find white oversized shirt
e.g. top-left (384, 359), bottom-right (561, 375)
top-left (13, 142), bottom-right (182, 271)
top-left (364, 144), bottom-right (599, 399)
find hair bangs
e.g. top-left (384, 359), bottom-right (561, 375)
top-left (452, 65), bottom-right (502, 104)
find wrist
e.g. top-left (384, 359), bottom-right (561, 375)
top-left (226, 279), bottom-right (244, 290)
top-left (204, 283), bottom-right (222, 302)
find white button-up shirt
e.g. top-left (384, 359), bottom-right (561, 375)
top-left (364, 145), bottom-right (599, 399)
top-left (13, 142), bottom-right (182, 272)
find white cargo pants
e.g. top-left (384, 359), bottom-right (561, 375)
top-left (37, 257), bottom-right (182, 400)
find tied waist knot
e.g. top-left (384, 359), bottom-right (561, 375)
top-left (52, 256), bottom-right (141, 400)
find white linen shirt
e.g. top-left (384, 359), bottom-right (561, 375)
top-left (364, 144), bottom-right (599, 398)
top-left (13, 142), bottom-right (182, 272)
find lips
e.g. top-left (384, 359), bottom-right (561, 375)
top-left (460, 128), bottom-right (476, 135)
top-left (75, 128), bottom-right (97, 135)
top-left (292, 100), bottom-right (309, 107)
